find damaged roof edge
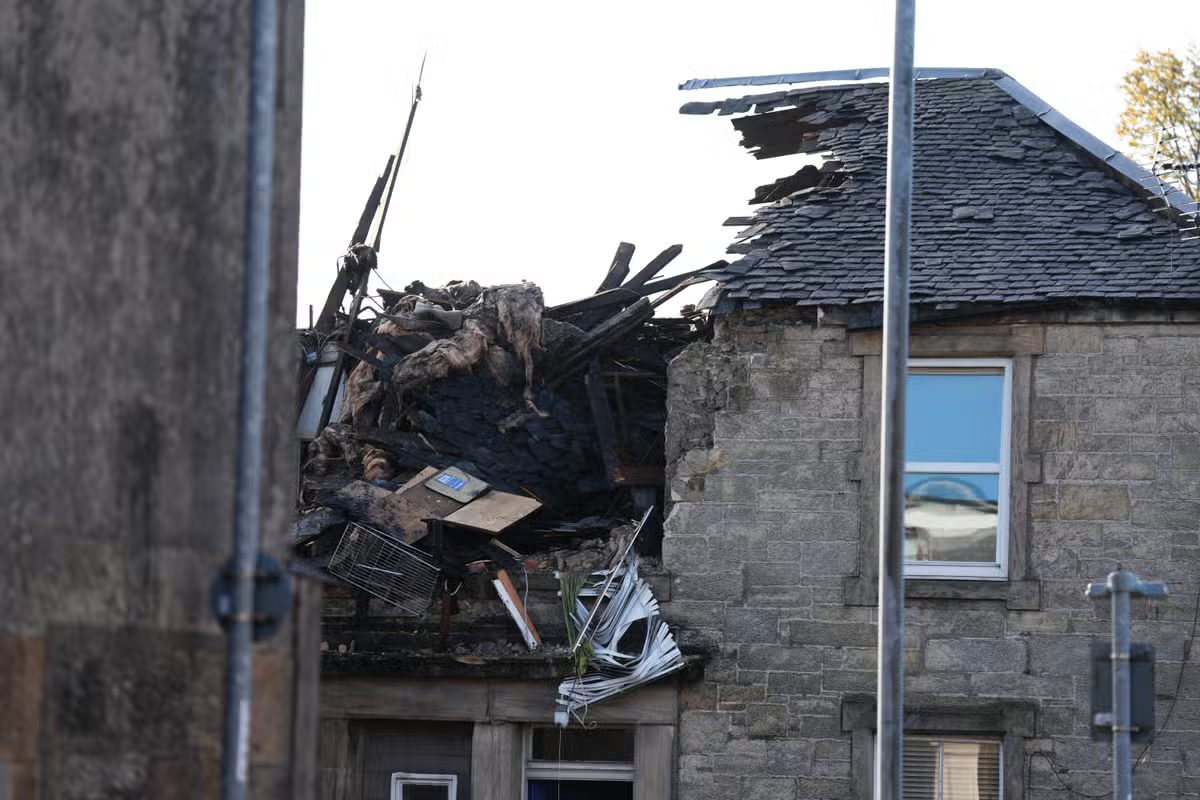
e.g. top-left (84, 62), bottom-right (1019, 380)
top-left (678, 66), bottom-right (1005, 91)
top-left (680, 66), bottom-right (1197, 219)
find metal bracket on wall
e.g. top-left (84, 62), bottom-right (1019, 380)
top-left (211, 552), bottom-right (292, 642)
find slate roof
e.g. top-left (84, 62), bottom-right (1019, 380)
top-left (681, 73), bottom-right (1200, 311)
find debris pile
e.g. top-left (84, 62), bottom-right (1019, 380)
top-left (295, 237), bottom-right (720, 718)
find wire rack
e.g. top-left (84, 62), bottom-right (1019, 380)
top-left (328, 522), bottom-right (440, 616)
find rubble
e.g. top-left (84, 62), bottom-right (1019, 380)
top-left (296, 226), bottom-right (720, 715)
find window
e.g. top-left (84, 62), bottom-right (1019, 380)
top-left (525, 726), bottom-right (634, 800)
top-left (390, 772), bottom-right (457, 800)
top-left (905, 359), bottom-right (1011, 580)
top-left (902, 737), bottom-right (1001, 800)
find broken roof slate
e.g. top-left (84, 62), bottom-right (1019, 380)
top-left (689, 77), bottom-right (1200, 309)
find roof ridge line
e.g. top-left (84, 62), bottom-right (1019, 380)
top-left (678, 67), bottom-right (1006, 91)
top-left (989, 76), bottom-right (1197, 218)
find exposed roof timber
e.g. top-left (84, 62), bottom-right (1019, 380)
top-left (678, 67), bottom-right (1004, 91)
top-left (680, 66), bottom-right (1197, 218)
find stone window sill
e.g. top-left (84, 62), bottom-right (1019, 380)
top-left (842, 576), bottom-right (1040, 609)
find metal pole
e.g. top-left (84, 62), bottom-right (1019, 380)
top-left (876, 1), bottom-right (917, 799)
top-left (1110, 570), bottom-right (1135, 800)
top-left (222, 1), bottom-right (279, 798)
top-left (1086, 569), bottom-right (1168, 800)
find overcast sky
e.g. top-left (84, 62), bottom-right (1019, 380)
top-left (296, 1), bottom-right (1200, 323)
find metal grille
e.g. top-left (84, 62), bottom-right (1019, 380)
top-left (328, 523), bottom-right (440, 615)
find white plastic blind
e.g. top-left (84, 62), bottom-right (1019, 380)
top-left (899, 738), bottom-right (1001, 800)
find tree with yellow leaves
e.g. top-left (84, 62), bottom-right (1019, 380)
top-left (1118, 46), bottom-right (1200, 200)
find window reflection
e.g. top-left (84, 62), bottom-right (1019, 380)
top-left (904, 474), bottom-right (998, 563)
top-left (906, 371), bottom-right (1004, 463)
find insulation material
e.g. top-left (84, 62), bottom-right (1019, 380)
top-left (389, 321), bottom-right (490, 396)
top-left (492, 282), bottom-right (544, 408)
top-left (554, 546), bottom-right (684, 726)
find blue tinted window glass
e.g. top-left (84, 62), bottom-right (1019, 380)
top-left (904, 472), bottom-right (999, 563)
top-left (905, 371), bottom-right (1003, 463)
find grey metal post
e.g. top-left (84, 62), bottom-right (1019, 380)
top-left (222, 1), bottom-right (279, 798)
top-left (1111, 573), bottom-right (1134, 800)
top-left (1087, 570), bottom-right (1168, 800)
top-left (875, 1), bottom-right (917, 799)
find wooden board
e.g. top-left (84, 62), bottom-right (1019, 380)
top-left (397, 466), bottom-right (439, 493)
top-left (374, 470), bottom-right (462, 544)
top-left (492, 569), bottom-right (541, 650)
top-left (444, 491), bottom-right (541, 534)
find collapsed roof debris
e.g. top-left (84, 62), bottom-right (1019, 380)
top-left (295, 157), bottom-right (721, 711)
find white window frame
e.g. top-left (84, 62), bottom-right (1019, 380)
top-left (873, 735), bottom-right (1004, 800)
top-left (390, 772), bottom-right (457, 800)
top-left (522, 726), bottom-right (635, 799)
top-left (905, 358), bottom-right (1011, 581)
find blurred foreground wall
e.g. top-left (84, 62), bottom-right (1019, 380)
top-left (0, 2), bottom-right (309, 797)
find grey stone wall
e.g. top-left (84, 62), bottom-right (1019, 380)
top-left (663, 308), bottom-right (1200, 800)
top-left (0, 2), bottom-right (307, 798)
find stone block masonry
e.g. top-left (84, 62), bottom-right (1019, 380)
top-left (663, 308), bottom-right (1200, 800)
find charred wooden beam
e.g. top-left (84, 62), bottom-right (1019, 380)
top-left (548, 298), bottom-right (654, 384)
top-left (545, 288), bottom-right (640, 320)
top-left (635, 260), bottom-right (727, 296)
top-left (585, 358), bottom-right (621, 486)
top-left (333, 340), bottom-right (387, 372)
top-left (595, 242), bottom-right (636, 293)
top-left (623, 244), bottom-right (683, 290)
top-left (347, 427), bottom-right (459, 461)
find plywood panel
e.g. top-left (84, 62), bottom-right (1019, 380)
top-left (445, 492), bottom-right (542, 534)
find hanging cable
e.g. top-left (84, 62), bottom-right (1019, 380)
top-left (1133, 580), bottom-right (1200, 769)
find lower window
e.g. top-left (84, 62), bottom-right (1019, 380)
top-left (902, 737), bottom-right (1001, 800)
top-left (525, 725), bottom-right (634, 800)
top-left (391, 772), bottom-right (457, 800)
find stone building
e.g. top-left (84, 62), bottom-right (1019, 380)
top-left (664, 70), bottom-right (1200, 800)
top-left (316, 70), bottom-right (1200, 800)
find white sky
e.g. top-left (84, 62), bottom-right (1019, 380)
top-left (296, 1), bottom-right (1200, 323)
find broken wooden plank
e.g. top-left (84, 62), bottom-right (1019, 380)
top-left (444, 490), bottom-right (542, 534)
top-left (635, 261), bottom-right (727, 296)
top-left (493, 568), bottom-right (541, 650)
top-left (333, 341), bottom-right (387, 371)
top-left (548, 298), bottom-right (655, 383)
top-left (623, 244), bottom-right (683, 290)
top-left (651, 276), bottom-right (711, 310)
top-left (397, 466), bottom-right (440, 493)
top-left (374, 479), bottom-right (464, 544)
top-left (595, 242), bottom-right (636, 293)
top-left (545, 288), bottom-right (640, 320)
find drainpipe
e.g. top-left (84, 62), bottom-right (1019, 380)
top-left (876, 1), bottom-right (916, 800)
top-left (222, 1), bottom-right (279, 798)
